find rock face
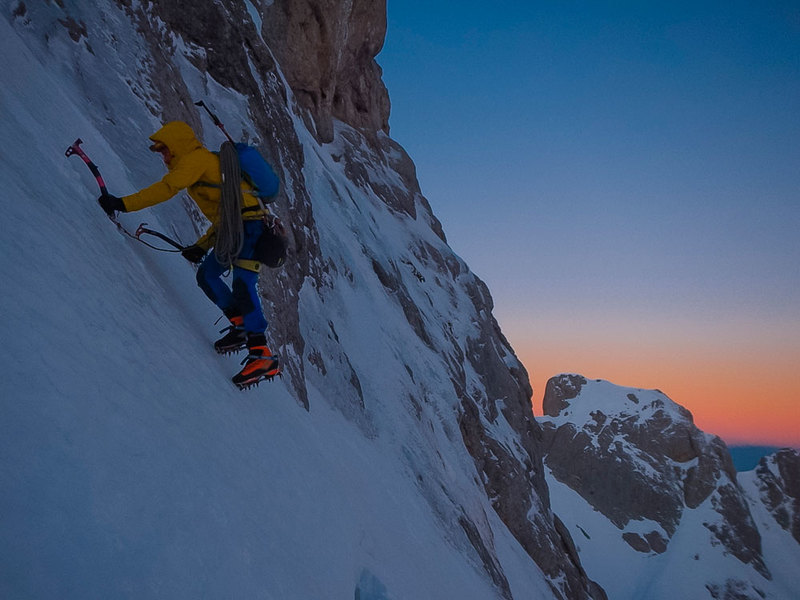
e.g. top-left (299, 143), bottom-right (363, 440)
top-left (261, 0), bottom-right (390, 143)
top-left (750, 449), bottom-right (800, 544)
top-left (539, 375), bottom-right (800, 600)
top-left (542, 376), bottom-right (752, 546)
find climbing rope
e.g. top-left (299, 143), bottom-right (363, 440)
top-left (214, 140), bottom-right (244, 267)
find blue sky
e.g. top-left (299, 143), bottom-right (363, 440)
top-left (377, 2), bottom-right (800, 443)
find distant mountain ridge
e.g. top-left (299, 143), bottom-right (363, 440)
top-left (538, 374), bottom-right (800, 600)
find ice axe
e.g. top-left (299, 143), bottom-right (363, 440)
top-left (195, 100), bottom-right (235, 143)
top-left (65, 138), bottom-right (185, 252)
top-left (65, 138), bottom-right (109, 196)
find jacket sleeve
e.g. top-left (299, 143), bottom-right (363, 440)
top-left (122, 154), bottom-right (207, 212)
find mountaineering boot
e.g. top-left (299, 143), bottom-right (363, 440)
top-left (232, 333), bottom-right (281, 390)
top-left (214, 315), bottom-right (246, 355)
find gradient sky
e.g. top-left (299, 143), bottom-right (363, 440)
top-left (378, 1), bottom-right (800, 447)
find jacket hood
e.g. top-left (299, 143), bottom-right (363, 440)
top-left (149, 121), bottom-right (202, 159)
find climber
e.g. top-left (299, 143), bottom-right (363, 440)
top-left (97, 120), bottom-right (280, 388)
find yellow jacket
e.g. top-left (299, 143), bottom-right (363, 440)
top-left (122, 121), bottom-right (265, 250)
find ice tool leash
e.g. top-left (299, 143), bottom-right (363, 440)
top-left (65, 138), bottom-right (185, 253)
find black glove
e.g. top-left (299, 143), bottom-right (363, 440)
top-left (98, 193), bottom-right (125, 216)
top-left (181, 245), bottom-right (206, 264)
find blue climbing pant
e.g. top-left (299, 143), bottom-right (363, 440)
top-left (196, 220), bottom-right (268, 334)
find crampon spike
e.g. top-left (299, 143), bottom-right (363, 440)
top-left (234, 371), bottom-right (282, 391)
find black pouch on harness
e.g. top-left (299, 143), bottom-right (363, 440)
top-left (255, 218), bottom-right (288, 268)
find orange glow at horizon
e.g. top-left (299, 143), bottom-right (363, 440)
top-left (508, 326), bottom-right (800, 448)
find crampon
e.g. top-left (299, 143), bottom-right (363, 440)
top-left (216, 337), bottom-right (247, 356)
top-left (232, 354), bottom-right (281, 390)
top-left (214, 317), bottom-right (246, 355)
top-left (233, 370), bottom-right (283, 390)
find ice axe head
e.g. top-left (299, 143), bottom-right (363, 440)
top-left (64, 138), bottom-right (83, 158)
top-left (195, 100), bottom-right (220, 126)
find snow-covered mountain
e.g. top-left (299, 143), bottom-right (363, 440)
top-left (539, 374), bottom-right (800, 600)
top-left (1, 2), bottom-right (601, 599)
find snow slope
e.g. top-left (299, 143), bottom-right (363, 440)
top-left (0, 7), bottom-right (559, 600)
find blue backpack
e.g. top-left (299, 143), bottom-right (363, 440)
top-left (235, 143), bottom-right (280, 199)
top-left (215, 141), bottom-right (288, 268)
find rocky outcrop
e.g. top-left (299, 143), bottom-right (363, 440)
top-left (261, 0), bottom-right (390, 142)
top-left (542, 373), bottom-right (585, 417)
top-left (539, 375), bottom-right (769, 578)
top-left (751, 449), bottom-right (800, 543)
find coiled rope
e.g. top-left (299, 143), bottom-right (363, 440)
top-left (215, 141), bottom-right (245, 267)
